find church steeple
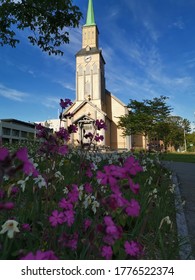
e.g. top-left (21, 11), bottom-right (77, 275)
top-left (82, 0), bottom-right (99, 49)
top-left (85, 0), bottom-right (96, 26)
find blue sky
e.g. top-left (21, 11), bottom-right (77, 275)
top-left (0, 0), bottom-right (195, 129)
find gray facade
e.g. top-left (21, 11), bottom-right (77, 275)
top-left (0, 119), bottom-right (36, 144)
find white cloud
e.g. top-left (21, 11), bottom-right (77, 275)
top-left (0, 83), bottom-right (29, 102)
top-left (171, 18), bottom-right (185, 30)
top-left (43, 97), bottom-right (60, 109)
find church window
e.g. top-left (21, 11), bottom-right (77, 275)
top-left (78, 66), bottom-right (83, 76)
top-left (93, 63), bottom-right (98, 74)
top-left (86, 65), bottom-right (90, 75)
top-left (85, 81), bottom-right (90, 94)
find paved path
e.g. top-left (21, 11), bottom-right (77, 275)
top-left (163, 161), bottom-right (195, 259)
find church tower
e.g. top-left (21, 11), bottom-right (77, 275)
top-left (76, 0), bottom-right (106, 109)
top-left (64, 0), bottom-right (132, 150)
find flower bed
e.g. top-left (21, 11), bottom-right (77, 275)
top-left (0, 100), bottom-right (179, 260)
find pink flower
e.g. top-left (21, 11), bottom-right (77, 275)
top-left (0, 147), bottom-right (9, 161)
top-left (124, 241), bottom-right (143, 257)
top-left (101, 246), bottom-right (113, 260)
top-left (49, 210), bottom-right (64, 227)
top-left (125, 199), bottom-right (140, 217)
top-left (23, 161), bottom-right (39, 177)
top-left (21, 250), bottom-right (58, 260)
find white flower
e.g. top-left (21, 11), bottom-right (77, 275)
top-left (63, 187), bottom-right (69, 194)
top-left (92, 200), bottom-right (100, 214)
top-left (79, 185), bottom-right (84, 200)
top-left (0, 220), bottom-right (20, 238)
top-left (159, 216), bottom-right (172, 229)
top-left (17, 176), bottom-right (29, 192)
top-left (83, 195), bottom-right (92, 209)
top-left (54, 171), bottom-right (64, 181)
top-left (33, 175), bottom-right (47, 188)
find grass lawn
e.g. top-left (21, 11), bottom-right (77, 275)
top-left (160, 152), bottom-right (195, 163)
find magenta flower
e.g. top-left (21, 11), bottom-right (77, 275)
top-left (58, 232), bottom-right (78, 251)
top-left (49, 210), bottom-right (64, 227)
top-left (16, 147), bottom-right (29, 162)
top-left (0, 189), bottom-right (5, 199)
top-left (124, 241), bottom-right (143, 257)
top-left (123, 156), bottom-right (143, 176)
top-left (84, 182), bottom-right (93, 193)
top-left (10, 186), bottom-right (20, 196)
top-left (23, 161), bottom-right (39, 177)
top-left (58, 145), bottom-right (68, 155)
top-left (63, 210), bottom-right (75, 227)
top-left (85, 168), bottom-right (93, 178)
top-left (68, 124), bottom-right (78, 134)
top-left (22, 223), bottom-right (31, 231)
top-left (58, 198), bottom-right (73, 210)
top-left (56, 127), bottom-right (70, 141)
top-left (21, 250), bottom-right (58, 260)
top-left (60, 98), bottom-right (72, 109)
top-left (67, 184), bottom-right (79, 203)
top-left (97, 165), bottom-right (119, 186)
top-left (94, 134), bottom-right (104, 142)
top-left (101, 246), bottom-right (113, 260)
top-left (95, 119), bottom-right (107, 130)
top-left (0, 147), bottom-right (9, 161)
top-left (83, 219), bottom-right (91, 231)
top-left (3, 202), bottom-right (14, 210)
top-left (125, 199), bottom-right (140, 217)
top-left (128, 178), bottom-right (140, 194)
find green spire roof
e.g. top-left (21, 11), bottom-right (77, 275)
top-left (85, 0), bottom-right (96, 26)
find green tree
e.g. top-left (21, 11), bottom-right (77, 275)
top-left (118, 96), bottom-right (172, 149)
top-left (0, 0), bottom-right (82, 55)
top-left (153, 116), bottom-right (191, 151)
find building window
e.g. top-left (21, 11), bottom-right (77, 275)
top-left (21, 131), bottom-right (27, 138)
top-left (2, 127), bottom-right (11, 135)
top-left (28, 132), bottom-right (34, 139)
top-left (12, 129), bottom-right (20, 137)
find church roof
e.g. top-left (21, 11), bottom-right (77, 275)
top-left (84, 0), bottom-right (96, 26)
top-left (71, 99), bottom-right (107, 117)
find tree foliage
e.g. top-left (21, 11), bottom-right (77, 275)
top-left (0, 0), bottom-right (82, 55)
top-left (118, 96), bottom-right (172, 141)
top-left (118, 96), bottom-right (191, 150)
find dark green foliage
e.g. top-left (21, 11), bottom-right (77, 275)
top-left (0, 0), bottom-right (82, 55)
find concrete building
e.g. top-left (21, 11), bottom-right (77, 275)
top-left (36, 119), bottom-right (61, 132)
top-left (0, 119), bottom-right (36, 144)
top-left (63, 0), bottom-right (144, 150)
